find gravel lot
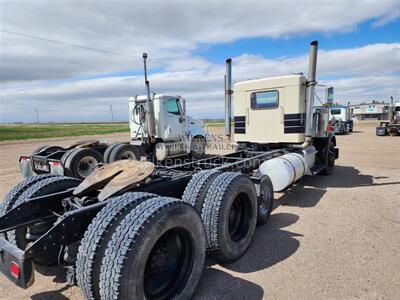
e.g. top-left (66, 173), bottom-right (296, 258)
top-left (0, 122), bottom-right (399, 299)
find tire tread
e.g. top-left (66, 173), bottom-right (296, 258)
top-left (76, 192), bottom-right (156, 300)
top-left (99, 197), bottom-right (191, 300)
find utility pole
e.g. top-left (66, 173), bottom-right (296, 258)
top-left (109, 105), bottom-right (114, 123)
top-left (35, 109), bottom-right (39, 123)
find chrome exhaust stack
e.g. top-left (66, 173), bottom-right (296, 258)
top-left (225, 58), bottom-right (233, 138)
top-left (305, 40), bottom-right (318, 141)
top-left (142, 53), bottom-right (157, 140)
top-left (390, 96), bottom-right (394, 120)
top-left (292, 40), bottom-right (319, 149)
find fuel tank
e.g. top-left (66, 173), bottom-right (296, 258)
top-left (259, 153), bottom-right (307, 192)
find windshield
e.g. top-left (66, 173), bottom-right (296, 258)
top-left (330, 109), bottom-right (341, 115)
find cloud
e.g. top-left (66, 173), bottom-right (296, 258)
top-left (231, 43), bottom-right (400, 80)
top-left (1, 43), bottom-right (399, 122)
top-left (1, 1), bottom-right (399, 122)
top-left (1, 0), bottom-right (399, 83)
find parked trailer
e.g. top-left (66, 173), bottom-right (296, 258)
top-left (19, 54), bottom-right (207, 180)
top-left (0, 41), bottom-right (339, 299)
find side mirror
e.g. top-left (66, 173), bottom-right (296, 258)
top-left (180, 98), bottom-right (186, 114)
top-left (325, 87), bottom-right (334, 105)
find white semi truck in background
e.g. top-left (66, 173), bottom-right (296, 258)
top-left (19, 54), bottom-right (207, 180)
top-left (328, 106), bottom-right (353, 135)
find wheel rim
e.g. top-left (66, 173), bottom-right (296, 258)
top-left (120, 150), bottom-right (136, 160)
top-left (144, 228), bottom-right (194, 300)
top-left (228, 193), bottom-right (252, 242)
top-left (77, 156), bottom-right (98, 178)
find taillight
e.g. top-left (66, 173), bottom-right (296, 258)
top-left (50, 161), bottom-right (60, 167)
top-left (10, 261), bottom-right (20, 279)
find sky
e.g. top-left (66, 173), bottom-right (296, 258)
top-left (0, 0), bottom-right (399, 123)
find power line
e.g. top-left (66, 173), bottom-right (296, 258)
top-left (1, 29), bottom-right (136, 58)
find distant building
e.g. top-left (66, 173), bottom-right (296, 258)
top-left (349, 102), bottom-right (390, 121)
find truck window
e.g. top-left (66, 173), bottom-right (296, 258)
top-left (166, 99), bottom-right (181, 115)
top-left (331, 109), bottom-right (341, 115)
top-left (251, 90), bottom-right (279, 109)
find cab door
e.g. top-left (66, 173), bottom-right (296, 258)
top-left (165, 98), bottom-right (186, 140)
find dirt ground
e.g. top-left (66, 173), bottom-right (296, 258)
top-left (0, 122), bottom-right (399, 300)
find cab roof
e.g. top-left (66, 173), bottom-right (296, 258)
top-left (234, 74), bottom-right (306, 92)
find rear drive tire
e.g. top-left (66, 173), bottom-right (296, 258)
top-left (76, 192), bottom-right (157, 300)
top-left (8, 176), bottom-right (81, 265)
top-left (256, 175), bottom-right (274, 226)
top-left (32, 145), bottom-right (47, 155)
top-left (102, 143), bottom-right (120, 163)
top-left (321, 140), bottom-right (335, 175)
top-left (33, 145), bottom-right (63, 156)
top-left (182, 170), bottom-right (221, 212)
top-left (201, 172), bottom-right (258, 262)
top-left (0, 174), bottom-right (59, 240)
top-left (99, 197), bottom-right (206, 300)
top-left (108, 143), bottom-right (141, 162)
top-left (60, 148), bottom-right (75, 169)
top-left (64, 148), bottom-right (103, 180)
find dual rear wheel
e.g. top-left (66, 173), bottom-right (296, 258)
top-left (77, 171), bottom-right (270, 299)
top-left (183, 170), bottom-right (274, 262)
top-left (103, 143), bottom-right (143, 163)
top-left (77, 194), bottom-right (205, 300)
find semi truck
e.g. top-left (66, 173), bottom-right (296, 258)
top-left (0, 41), bottom-right (338, 299)
top-left (376, 97), bottom-right (400, 136)
top-left (19, 53), bottom-right (207, 180)
top-left (329, 106), bottom-right (353, 134)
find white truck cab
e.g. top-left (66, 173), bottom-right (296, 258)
top-left (129, 94), bottom-right (206, 160)
top-left (129, 95), bottom-right (204, 141)
top-left (329, 107), bottom-right (349, 122)
top-left (329, 106), bottom-right (353, 134)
